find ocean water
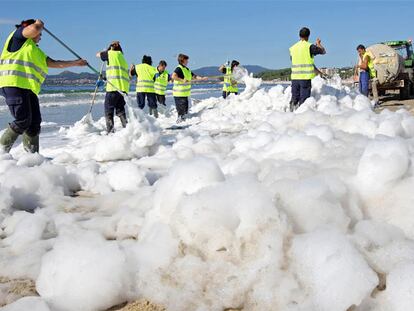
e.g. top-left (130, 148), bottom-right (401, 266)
top-left (0, 83), bottom-right (228, 136)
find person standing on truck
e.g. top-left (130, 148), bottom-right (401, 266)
top-left (356, 44), bottom-right (379, 108)
top-left (289, 27), bottom-right (326, 112)
top-left (0, 19), bottom-right (87, 153)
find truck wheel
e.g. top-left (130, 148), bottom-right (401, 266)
top-left (400, 81), bottom-right (410, 100)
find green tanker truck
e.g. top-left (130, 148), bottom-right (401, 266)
top-left (367, 40), bottom-right (414, 99)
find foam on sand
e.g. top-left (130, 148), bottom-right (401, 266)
top-left (1, 75), bottom-right (414, 310)
top-left (52, 105), bottom-right (160, 163)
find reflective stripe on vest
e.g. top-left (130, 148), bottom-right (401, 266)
top-left (136, 63), bottom-right (156, 93)
top-left (173, 65), bottom-right (192, 97)
top-left (363, 51), bottom-right (377, 79)
top-left (106, 65), bottom-right (129, 74)
top-left (0, 59), bottom-right (47, 79)
top-left (154, 70), bottom-right (169, 95)
top-left (106, 75), bottom-right (130, 82)
top-left (290, 40), bottom-right (316, 80)
top-left (0, 70), bottom-right (42, 84)
top-left (106, 51), bottom-right (130, 93)
top-left (223, 66), bottom-right (238, 93)
top-left (0, 31), bottom-right (48, 95)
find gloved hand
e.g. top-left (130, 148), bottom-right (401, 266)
top-left (321, 73), bottom-right (329, 80)
top-left (95, 79), bottom-right (105, 87)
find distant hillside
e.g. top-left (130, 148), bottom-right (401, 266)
top-left (193, 65), bottom-right (270, 76)
top-left (255, 68), bottom-right (291, 81)
top-left (44, 71), bottom-right (98, 85)
top-left (47, 70), bottom-right (98, 80)
top-left (44, 65), bottom-right (274, 85)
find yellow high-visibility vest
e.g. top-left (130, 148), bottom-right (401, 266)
top-left (173, 65), bottom-right (192, 97)
top-left (363, 51), bottom-right (377, 79)
top-left (290, 40), bottom-right (316, 80)
top-left (223, 66), bottom-right (238, 93)
top-left (155, 70), bottom-right (169, 95)
top-left (0, 31), bottom-right (48, 95)
top-left (106, 50), bottom-right (129, 93)
top-left (136, 63), bottom-right (156, 93)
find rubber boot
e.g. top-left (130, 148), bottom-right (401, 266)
top-left (289, 100), bottom-right (299, 112)
top-left (176, 115), bottom-right (185, 124)
top-left (22, 132), bottom-right (39, 153)
top-left (0, 126), bottom-right (19, 153)
top-left (106, 114), bottom-right (114, 133)
top-left (153, 108), bottom-right (159, 118)
top-left (118, 113), bottom-right (128, 128)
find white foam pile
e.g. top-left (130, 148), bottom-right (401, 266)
top-left (48, 105), bottom-right (160, 163)
top-left (2, 75), bottom-right (414, 311)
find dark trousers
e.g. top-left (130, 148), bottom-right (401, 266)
top-left (222, 91), bottom-right (238, 99)
top-left (359, 71), bottom-right (370, 96)
top-left (104, 91), bottom-right (126, 117)
top-left (156, 94), bottom-right (166, 106)
top-left (291, 79), bottom-right (312, 105)
top-left (137, 92), bottom-right (157, 109)
top-left (104, 92), bottom-right (127, 132)
top-left (174, 97), bottom-right (189, 117)
top-left (0, 87), bottom-right (41, 136)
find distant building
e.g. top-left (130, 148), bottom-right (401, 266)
top-left (319, 67), bottom-right (338, 76)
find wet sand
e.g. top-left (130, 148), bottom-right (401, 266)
top-left (376, 94), bottom-right (414, 113)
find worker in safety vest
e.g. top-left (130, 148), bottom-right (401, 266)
top-left (96, 41), bottom-right (129, 133)
top-left (289, 27), bottom-right (326, 112)
top-left (219, 60), bottom-right (240, 99)
top-left (356, 44), bottom-right (379, 108)
top-left (129, 55), bottom-right (158, 117)
top-left (0, 19), bottom-right (87, 153)
top-left (171, 53), bottom-right (208, 123)
top-left (154, 60), bottom-right (171, 112)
